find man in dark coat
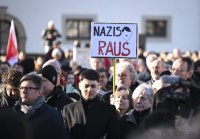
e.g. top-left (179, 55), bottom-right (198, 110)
top-left (12, 73), bottom-right (67, 139)
top-left (62, 69), bottom-right (120, 139)
top-left (152, 57), bottom-right (200, 118)
top-left (191, 59), bottom-right (200, 88)
top-left (41, 64), bottom-right (73, 112)
top-left (0, 68), bottom-right (23, 110)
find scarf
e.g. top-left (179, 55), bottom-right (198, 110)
top-left (20, 96), bottom-right (45, 118)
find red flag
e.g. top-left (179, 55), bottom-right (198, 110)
top-left (6, 20), bottom-right (18, 65)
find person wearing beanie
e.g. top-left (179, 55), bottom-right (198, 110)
top-left (42, 59), bottom-right (62, 75)
top-left (42, 59), bottom-right (62, 86)
top-left (41, 65), bottom-right (57, 85)
top-left (42, 58), bottom-right (69, 90)
top-left (41, 65), bottom-right (73, 112)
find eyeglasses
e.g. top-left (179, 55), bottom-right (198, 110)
top-left (19, 87), bottom-right (39, 92)
top-left (170, 68), bottom-right (187, 73)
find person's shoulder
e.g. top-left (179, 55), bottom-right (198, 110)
top-left (189, 86), bottom-right (200, 104)
top-left (60, 91), bottom-right (73, 99)
top-left (62, 101), bottom-right (80, 117)
top-left (122, 109), bottom-right (137, 126)
top-left (40, 103), bottom-right (62, 117)
top-left (154, 86), bottom-right (172, 98)
top-left (34, 104), bottom-right (65, 126)
top-left (61, 93), bottom-right (74, 104)
top-left (97, 99), bottom-right (116, 111)
top-left (40, 103), bottom-right (56, 112)
top-left (63, 100), bottom-right (79, 109)
top-left (54, 87), bottom-right (73, 102)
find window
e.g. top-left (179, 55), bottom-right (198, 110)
top-left (143, 16), bottom-right (171, 41)
top-left (146, 19), bottom-right (167, 37)
top-left (65, 19), bottom-right (92, 40)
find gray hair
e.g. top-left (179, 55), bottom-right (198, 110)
top-left (146, 53), bottom-right (158, 70)
top-left (116, 61), bottom-right (138, 82)
top-left (132, 84), bottom-right (154, 103)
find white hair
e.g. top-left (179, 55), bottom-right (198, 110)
top-left (116, 61), bottom-right (138, 81)
top-left (132, 84), bottom-right (154, 103)
top-left (52, 48), bottom-right (62, 59)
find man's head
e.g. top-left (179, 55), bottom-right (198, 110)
top-left (51, 48), bottom-right (63, 60)
top-left (41, 65), bottom-right (57, 97)
top-left (116, 62), bottom-right (137, 88)
top-left (19, 74), bottom-right (42, 105)
top-left (66, 71), bottom-right (75, 85)
top-left (118, 58), bottom-right (132, 64)
top-left (171, 57), bottom-right (194, 80)
top-left (90, 58), bottom-right (103, 70)
top-left (0, 62), bottom-right (11, 83)
top-left (146, 53), bottom-right (158, 70)
top-left (96, 68), bottom-right (109, 90)
top-left (0, 62), bottom-right (10, 72)
top-left (47, 20), bottom-right (54, 29)
top-left (150, 59), bottom-right (165, 80)
top-left (2, 69), bottom-right (23, 100)
top-left (42, 59), bottom-right (61, 86)
top-left (79, 69), bottom-right (99, 101)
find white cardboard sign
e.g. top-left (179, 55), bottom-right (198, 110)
top-left (91, 23), bottom-right (137, 58)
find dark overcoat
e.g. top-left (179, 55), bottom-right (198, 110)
top-left (62, 98), bottom-right (120, 139)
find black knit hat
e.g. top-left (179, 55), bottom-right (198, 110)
top-left (41, 65), bottom-right (57, 85)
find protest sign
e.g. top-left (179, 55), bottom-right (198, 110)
top-left (91, 23), bottom-right (137, 58)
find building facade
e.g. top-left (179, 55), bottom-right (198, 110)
top-left (0, 0), bottom-right (200, 56)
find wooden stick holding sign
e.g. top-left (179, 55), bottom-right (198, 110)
top-left (113, 59), bottom-right (116, 94)
top-left (91, 22), bottom-right (138, 94)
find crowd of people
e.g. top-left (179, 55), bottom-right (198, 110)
top-left (0, 21), bottom-right (200, 139)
